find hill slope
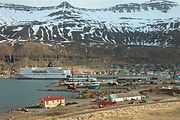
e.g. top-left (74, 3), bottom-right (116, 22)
top-left (0, 0), bottom-right (180, 47)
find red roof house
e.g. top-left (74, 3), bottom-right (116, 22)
top-left (39, 96), bottom-right (65, 108)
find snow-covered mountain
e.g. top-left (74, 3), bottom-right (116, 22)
top-left (0, 0), bottom-right (180, 47)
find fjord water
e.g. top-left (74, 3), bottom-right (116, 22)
top-left (0, 78), bottom-right (76, 112)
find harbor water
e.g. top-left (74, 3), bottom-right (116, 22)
top-left (0, 78), bottom-right (77, 112)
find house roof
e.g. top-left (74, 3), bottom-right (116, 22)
top-left (109, 91), bottom-right (142, 98)
top-left (39, 96), bottom-right (64, 101)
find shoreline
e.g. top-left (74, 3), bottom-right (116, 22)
top-left (0, 76), bottom-right (179, 119)
top-left (0, 75), bottom-right (16, 79)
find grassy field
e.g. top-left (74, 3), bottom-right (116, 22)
top-left (62, 101), bottom-right (180, 120)
top-left (22, 98), bottom-right (180, 120)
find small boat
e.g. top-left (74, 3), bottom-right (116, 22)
top-left (76, 82), bottom-right (101, 89)
top-left (86, 83), bottom-right (101, 89)
top-left (69, 77), bottom-right (97, 81)
top-left (63, 78), bottom-right (100, 89)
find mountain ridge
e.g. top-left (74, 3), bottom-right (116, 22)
top-left (0, 0), bottom-right (180, 47)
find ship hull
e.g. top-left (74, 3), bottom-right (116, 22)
top-left (77, 84), bottom-right (101, 89)
top-left (16, 74), bottom-right (69, 79)
top-left (86, 85), bottom-right (101, 89)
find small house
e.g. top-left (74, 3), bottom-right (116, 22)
top-left (39, 96), bottom-right (65, 108)
top-left (108, 92), bottom-right (146, 102)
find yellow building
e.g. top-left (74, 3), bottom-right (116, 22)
top-left (39, 96), bottom-right (65, 108)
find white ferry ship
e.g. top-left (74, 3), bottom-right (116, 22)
top-left (16, 64), bottom-right (71, 79)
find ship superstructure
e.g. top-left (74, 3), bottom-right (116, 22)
top-left (16, 66), bottom-right (71, 79)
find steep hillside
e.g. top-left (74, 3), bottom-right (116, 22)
top-left (0, 42), bottom-right (180, 70)
top-left (0, 43), bottom-right (12, 55)
top-left (13, 42), bottom-right (54, 56)
top-left (0, 0), bottom-right (179, 47)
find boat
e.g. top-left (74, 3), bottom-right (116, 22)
top-left (67, 82), bottom-right (100, 89)
top-left (16, 63), bottom-right (71, 79)
top-left (63, 79), bottom-right (101, 89)
top-left (85, 83), bottom-right (101, 89)
top-left (69, 77), bottom-right (97, 81)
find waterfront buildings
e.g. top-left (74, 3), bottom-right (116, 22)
top-left (39, 96), bottom-right (65, 108)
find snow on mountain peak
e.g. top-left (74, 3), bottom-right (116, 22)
top-left (0, 0), bottom-right (180, 47)
top-left (56, 1), bottom-right (74, 9)
top-left (148, 0), bottom-right (177, 3)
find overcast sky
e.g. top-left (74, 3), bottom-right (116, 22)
top-left (0, 0), bottom-right (179, 8)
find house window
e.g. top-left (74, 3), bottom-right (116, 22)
top-left (57, 100), bottom-right (59, 102)
top-left (52, 101), bottom-right (54, 103)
